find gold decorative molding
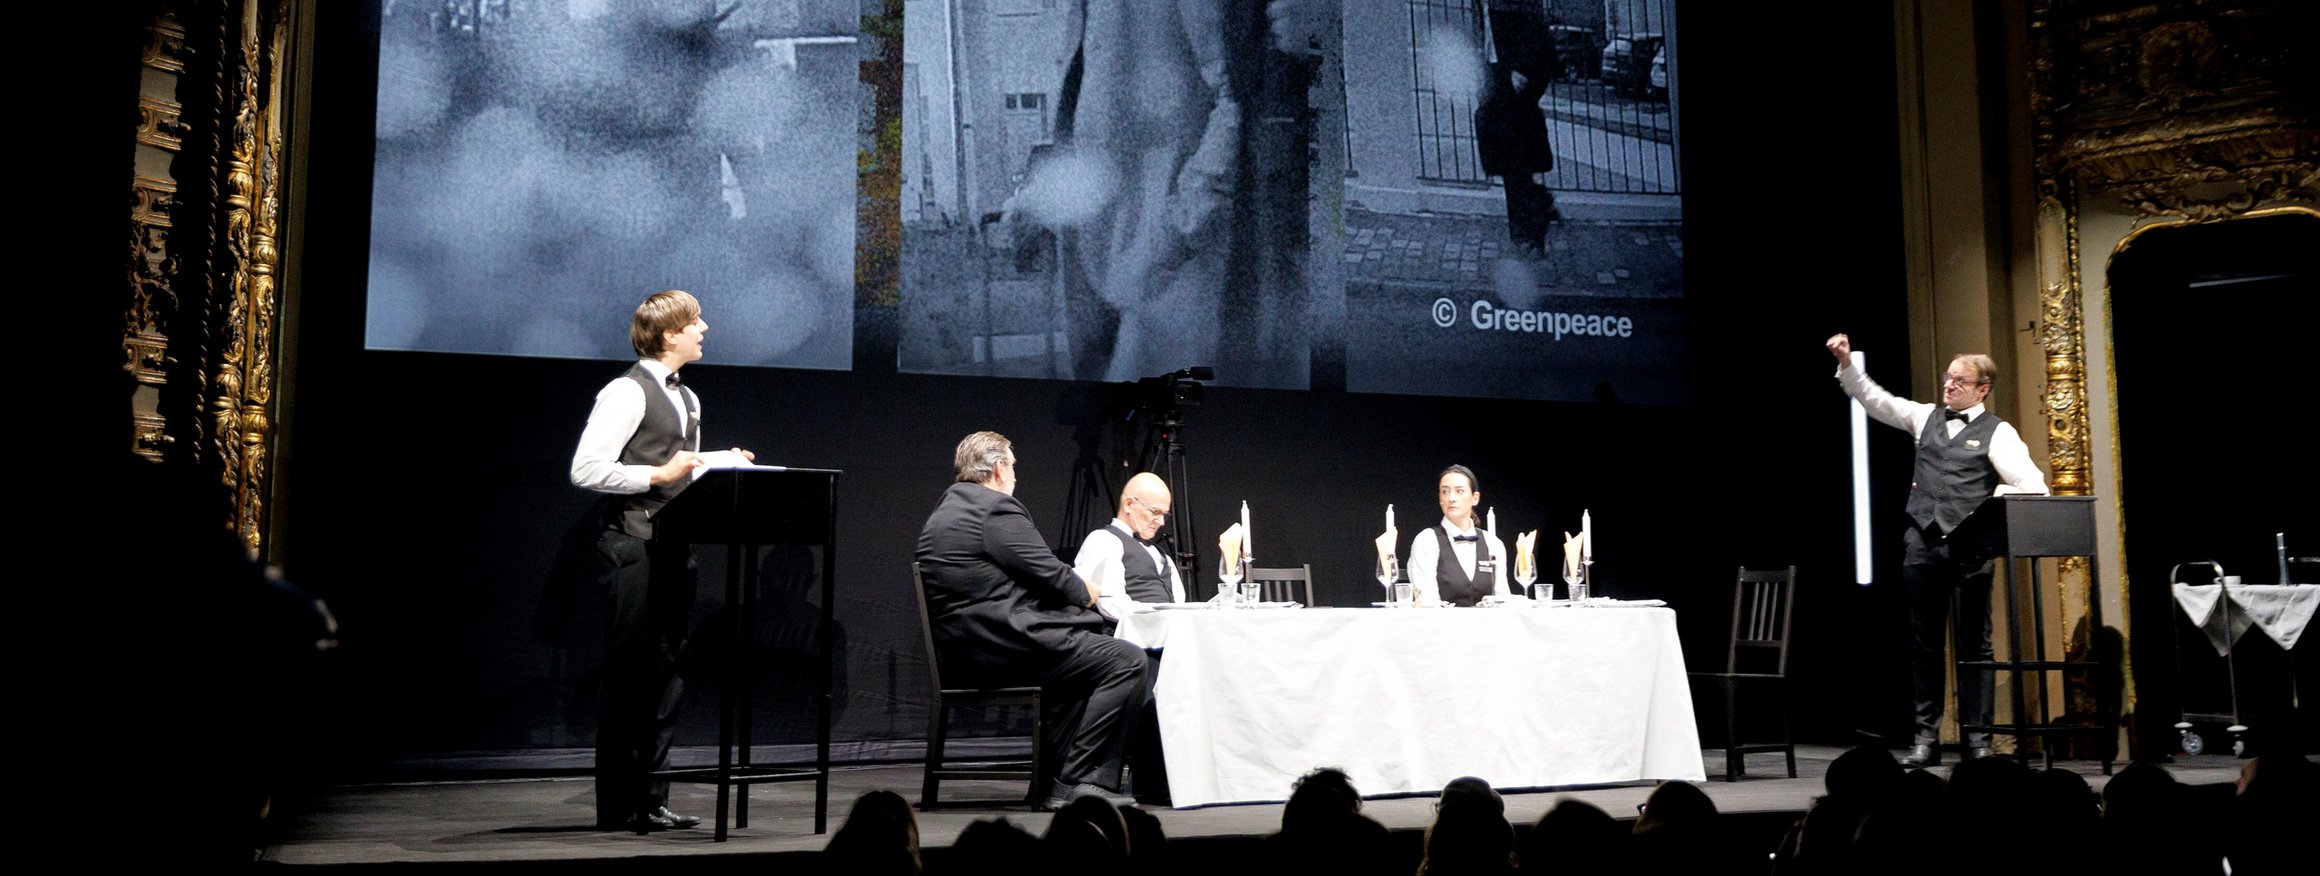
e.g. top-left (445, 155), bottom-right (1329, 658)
top-left (2034, 1), bottom-right (2318, 221)
top-left (211, 0), bottom-right (288, 556)
top-left (126, 1), bottom-right (294, 546)
top-left (143, 14), bottom-right (186, 74)
top-left (137, 96), bottom-right (187, 151)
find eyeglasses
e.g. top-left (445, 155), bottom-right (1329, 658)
top-left (1130, 497), bottom-right (1169, 521)
top-left (1941, 373), bottom-right (1986, 388)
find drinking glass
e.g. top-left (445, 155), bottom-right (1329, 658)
top-left (1515, 560), bottom-right (1541, 602)
top-left (1569, 562), bottom-right (1592, 604)
top-left (1220, 556), bottom-right (1244, 607)
top-left (1378, 555), bottom-right (1400, 606)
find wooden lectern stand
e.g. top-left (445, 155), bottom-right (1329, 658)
top-left (652, 466), bottom-right (841, 839)
top-left (1945, 494), bottom-right (2113, 773)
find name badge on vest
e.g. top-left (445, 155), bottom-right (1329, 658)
top-left (1965, 439), bottom-right (1982, 448)
top-left (1477, 558), bottom-right (1497, 575)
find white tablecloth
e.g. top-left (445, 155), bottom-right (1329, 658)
top-left (1114, 605), bottom-right (1706, 807)
top-left (2172, 583), bottom-right (2318, 655)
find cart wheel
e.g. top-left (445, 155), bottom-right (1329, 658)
top-left (2177, 723), bottom-right (2205, 756)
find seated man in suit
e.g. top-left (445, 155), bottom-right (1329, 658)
top-left (916, 431), bottom-right (1146, 809)
top-left (1408, 464), bottom-right (1513, 606)
top-left (1071, 471), bottom-right (1183, 803)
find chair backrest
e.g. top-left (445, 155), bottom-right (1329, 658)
top-left (1725, 566), bottom-right (1796, 675)
top-left (1248, 565), bottom-right (1315, 606)
top-left (910, 562), bottom-right (949, 693)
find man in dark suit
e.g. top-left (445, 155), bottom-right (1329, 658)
top-left (916, 431), bottom-right (1145, 809)
top-left (1475, 0), bottom-right (1560, 258)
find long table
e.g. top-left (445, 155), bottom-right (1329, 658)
top-left (1114, 604), bottom-right (1706, 808)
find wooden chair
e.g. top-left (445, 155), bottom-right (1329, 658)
top-left (1688, 565), bottom-right (1798, 781)
top-left (911, 562), bottom-right (1044, 807)
top-left (1247, 564), bottom-right (1315, 606)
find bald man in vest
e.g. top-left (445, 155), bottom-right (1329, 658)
top-left (1827, 333), bottom-right (2048, 767)
top-left (1071, 471), bottom-right (1184, 803)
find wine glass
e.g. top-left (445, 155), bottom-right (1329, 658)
top-left (1382, 555), bottom-right (1412, 607)
top-left (1220, 555), bottom-right (1244, 606)
top-left (1515, 555), bottom-right (1541, 602)
top-left (1561, 559), bottom-right (1585, 605)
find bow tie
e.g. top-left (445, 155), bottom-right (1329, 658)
top-left (665, 372), bottom-right (683, 389)
top-left (1943, 408), bottom-right (1968, 423)
top-left (1452, 534), bottom-right (1480, 543)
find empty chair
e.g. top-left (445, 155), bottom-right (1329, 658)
top-left (1247, 564), bottom-right (1315, 606)
top-left (1688, 565), bottom-right (1798, 780)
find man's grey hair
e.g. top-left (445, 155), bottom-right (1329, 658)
top-left (953, 431), bottom-right (1013, 484)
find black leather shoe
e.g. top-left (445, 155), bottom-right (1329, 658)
top-left (652, 806), bottom-right (701, 828)
top-left (625, 811), bottom-right (674, 834)
top-left (1901, 744), bottom-right (1940, 767)
top-left (1041, 780), bottom-right (1137, 811)
top-left (625, 806), bottom-right (702, 834)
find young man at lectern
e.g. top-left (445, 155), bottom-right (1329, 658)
top-left (570, 289), bottom-right (753, 831)
top-left (1826, 333), bottom-right (2046, 767)
top-left (1408, 465), bottom-right (1513, 607)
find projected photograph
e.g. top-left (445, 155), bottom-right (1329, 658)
top-left (1342, 0), bottom-right (1684, 404)
top-left (365, 0), bottom-right (858, 369)
top-left (894, 0), bottom-right (1331, 390)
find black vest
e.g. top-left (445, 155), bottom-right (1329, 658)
top-left (1110, 522), bottom-right (1175, 603)
top-left (613, 364), bottom-right (699, 521)
top-left (1434, 526), bottom-right (1497, 607)
top-left (1904, 409), bottom-right (2002, 536)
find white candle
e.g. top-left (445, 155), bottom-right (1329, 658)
top-left (1487, 507), bottom-right (1497, 537)
top-left (1581, 509), bottom-right (1593, 561)
top-left (1387, 503), bottom-right (1395, 534)
top-left (1241, 500), bottom-right (1253, 561)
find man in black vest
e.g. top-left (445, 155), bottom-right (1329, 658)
top-left (1071, 471), bottom-right (1182, 802)
top-left (918, 431), bottom-right (1145, 810)
top-left (1827, 333), bottom-right (2047, 767)
top-left (1073, 472), bottom-right (1187, 620)
top-left (570, 290), bottom-right (755, 831)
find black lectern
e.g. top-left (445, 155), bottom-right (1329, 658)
top-left (653, 466), bottom-right (840, 839)
top-left (1946, 494), bottom-right (2113, 773)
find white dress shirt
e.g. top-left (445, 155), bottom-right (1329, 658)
top-left (569, 359), bottom-right (701, 494)
top-left (1834, 364), bottom-right (2048, 494)
top-left (1407, 518), bottom-right (1513, 606)
top-left (1073, 520), bottom-right (1186, 621)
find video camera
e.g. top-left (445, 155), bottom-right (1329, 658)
top-left (1133, 366), bottom-right (1213, 420)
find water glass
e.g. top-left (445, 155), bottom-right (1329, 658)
top-left (1392, 580), bottom-right (1413, 607)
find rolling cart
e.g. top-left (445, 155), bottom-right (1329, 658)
top-left (2167, 541), bottom-right (2317, 757)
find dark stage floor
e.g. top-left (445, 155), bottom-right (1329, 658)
top-left (259, 745), bottom-right (2245, 868)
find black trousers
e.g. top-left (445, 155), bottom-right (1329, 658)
top-left (1903, 525), bottom-right (1995, 748)
top-left (963, 631), bottom-right (1146, 791)
top-left (595, 529), bottom-right (697, 825)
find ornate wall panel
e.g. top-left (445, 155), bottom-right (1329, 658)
top-left (125, 0), bottom-right (296, 557)
top-left (2025, 0), bottom-right (2315, 755)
